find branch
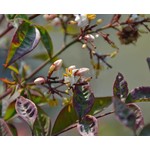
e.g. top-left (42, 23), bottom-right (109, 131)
top-left (53, 111), bottom-right (114, 136)
top-left (0, 88), bottom-right (12, 101)
top-left (25, 38), bottom-right (79, 80)
top-left (0, 14), bottom-right (40, 38)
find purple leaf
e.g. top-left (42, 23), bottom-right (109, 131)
top-left (126, 86), bottom-right (150, 103)
top-left (113, 97), bottom-right (136, 130)
top-left (73, 83), bottom-right (95, 121)
top-left (113, 73), bottom-right (128, 99)
top-left (127, 103), bottom-right (144, 130)
top-left (77, 115), bottom-right (98, 136)
top-left (0, 119), bottom-right (13, 136)
top-left (4, 21), bottom-right (40, 67)
top-left (15, 96), bottom-right (37, 126)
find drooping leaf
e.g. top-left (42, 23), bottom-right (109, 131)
top-left (4, 101), bottom-right (16, 121)
top-left (33, 107), bottom-right (51, 136)
top-left (146, 57), bottom-right (150, 71)
top-left (36, 25), bottom-right (53, 58)
top-left (4, 21), bottom-right (40, 67)
top-left (113, 72), bottom-right (128, 99)
top-left (77, 115), bottom-right (98, 136)
top-left (52, 96), bottom-right (110, 135)
top-left (127, 103), bottom-right (144, 130)
top-left (15, 96), bottom-right (37, 127)
top-left (126, 86), bottom-right (150, 103)
top-left (0, 78), bottom-right (16, 85)
top-left (73, 84), bottom-right (95, 121)
top-left (139, 124), bottom-right (150, 136)
top-left (113, 97), bottom-right (136, 130)
top-left (0, 119), bottom-right (13, 136)
top-left (52, 104), bottom-right (78, 135)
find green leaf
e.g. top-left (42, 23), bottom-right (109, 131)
top-left (33, 107), bottom-right (51, 136)
top-left (77, 115), bottom-right (98, 136)
top-left (52, 104), bottom-right (77, 135)
top-left (73, 84), bottom-right (95, 121)
top-left (52, 96), bottom-right (112, 135)
top-left (8, 65), bottom-right (19, 74)
top-left (5, 14), bottom-right (16, 20)
top-left (0, 119), bottom-right (13, 136)
top-left (36, 25), bottom-right (53, 58)
top-left (126, 86), bottom-right (150, 103)
top-left (113, 73), bottom-right (128, 99)
top-left (113, 97), bottom-right (136, 130)
top-left (14, 14), bottom-right (29, 20)
top-left (89, 97), bottom-right (112, 115)
top-left (139, 124), bottom-right (150, 136)
top-left (4, 101), bottom-right (16, 121)
top-left (33, 53), bottom-right (49, 61)
top-left (4, 21), bottom-right (40, 67)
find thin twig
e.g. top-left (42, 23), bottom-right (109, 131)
top-left (25, 38), bottom-right (79, 81)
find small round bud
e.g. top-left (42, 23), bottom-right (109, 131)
top-left (34, 77), bottom-right (45, 85)
top-left (96, 19), bottom-right (103, 25)
top-left (68, 20), bottom-right (77, 25)
top-left (82, 44), bottom-right (87, 49)
top-left (95, 34), bottom-right (99, 38)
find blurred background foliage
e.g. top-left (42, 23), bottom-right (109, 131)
top-left (0, 14), bottom-right (150, 135)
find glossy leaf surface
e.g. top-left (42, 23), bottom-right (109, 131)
top-left (113, 97), bottom-right (136, 130)
top-left (73, 84), bottom-right (95, 120)
top-left (126, 86), bottom-right (150, 103)
top-left (113, 73), bottom-right (128, 99)
top-left (5, 21), bottom-right (40, 67)
top-left (52, 96), bottom-right (112, 135)
top-left (36, 25), bottom-right (53, 58)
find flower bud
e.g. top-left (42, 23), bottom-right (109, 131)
top-left (74, 68), bottom-right (89, 76)
top-left (48, 59), bottom-right (63, 77)
top-left (43, 14), bottom-right (57, 21)
top-left (82, 44), bottom-right (87, 49)
top-left (96, 19), bottom-right (103, 25)
top-left (34, 77), bottom-right (45, 85)
top-left (87, 14), bottom-right (96, 20)
top-left (95, 34), bottom-right (99, 38)
top-left (68, 65), bottom-right (76, 70)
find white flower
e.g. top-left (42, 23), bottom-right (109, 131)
top-left (84, 34), bottom-right (95, 42)
top-left (74, 14), bottom-right (88, 28)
